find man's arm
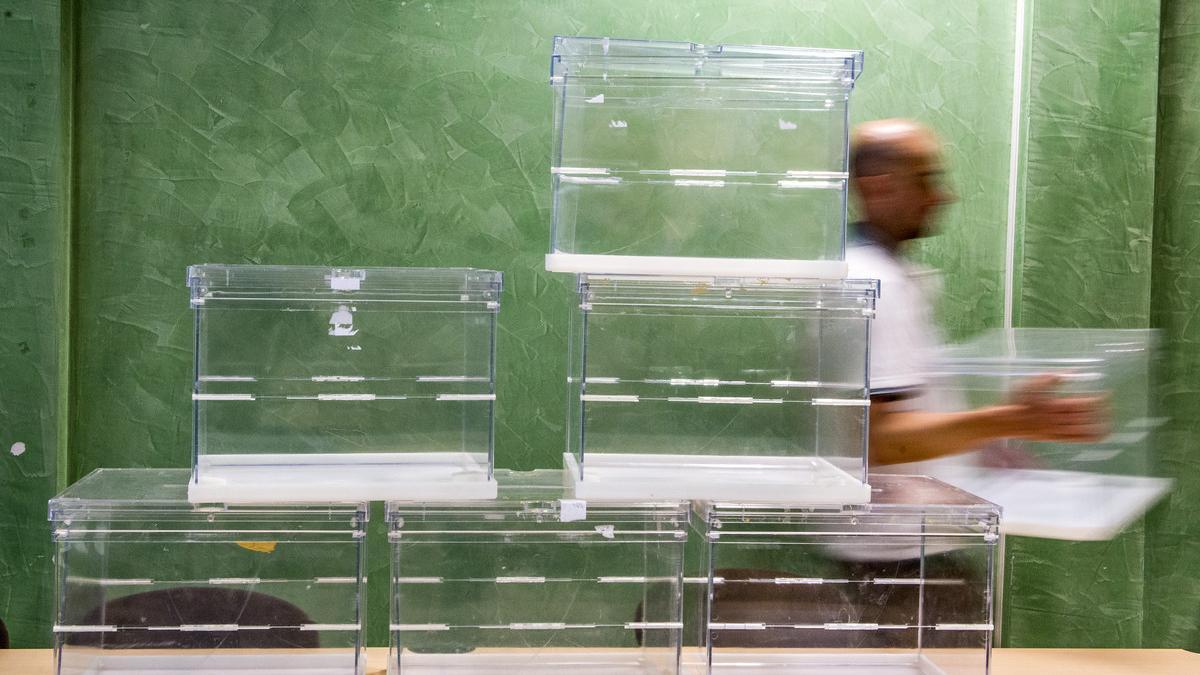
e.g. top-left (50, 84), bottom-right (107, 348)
top-left (868, 374), bottom-right (1109, 466)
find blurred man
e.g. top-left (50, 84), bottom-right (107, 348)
top-left (845, 119), bottom-right (1108, 467)
top-left (708, 120), bottom-right (1110, 652)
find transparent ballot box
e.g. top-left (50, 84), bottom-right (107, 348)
top-left (188, 264), bottom-right (502, 502)
top-left (387, 469), bottom-right (688, 674)
top-left (924, 328), bottom-right (1170, 540)
top-left (49, 468), bottom-right (368, 675)
top-left (684, 474), bottom-right (1000, 675)
top-left (547, 36), bottom-right (864, 278)
top-left (566, 275), bottom-right (878, 504)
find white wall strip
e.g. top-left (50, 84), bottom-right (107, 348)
top-left (1003, 0), bottom-right (1029, 328)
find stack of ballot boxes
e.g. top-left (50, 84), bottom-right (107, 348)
top-left (540, 36), bottom-right (1001, 675)
top-left (49, 34), bottom-right (1004, 675)
top-left (548, 36), bottom-right (875, 503)
top-left (52, 265), bottom-right (504, 675)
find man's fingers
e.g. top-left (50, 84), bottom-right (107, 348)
top-left (1014, 373), bottom-right (1064, 397)
top-left (1036, 421), bottom-right (1111, 442)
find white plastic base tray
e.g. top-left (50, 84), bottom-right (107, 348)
top-left (396, 650), bottom-right (957, 675)
top-left (929, 466), bottom-right (1172, 541)
top-left (188, 452), bottom-right (497, 503)
top-left (564, 453), bottom-right (871, 504)
top-left (395, 649), bottom-right (677, 674)
top-left (700, 651), bottom-right (963, 674)
top-left (545, 252), bottom-right (849, 279)
top-left (57, 651), bottom-right (361, 675)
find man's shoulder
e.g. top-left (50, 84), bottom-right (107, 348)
top-left (846, 242), bottom-right (906, 281)
top-left (847, 242), bottom-right (938, 285)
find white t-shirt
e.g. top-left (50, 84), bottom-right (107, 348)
top-left (845, 237), bottom-right (978, 476)
top-left (845, 239), bottom-right (941, 396)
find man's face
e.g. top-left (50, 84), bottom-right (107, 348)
top-left (885, 143), bottom-right (953, 241)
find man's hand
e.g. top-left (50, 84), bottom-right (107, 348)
top-left (979, 440), bottom-right (1045, 469)
top-left (868, 374), bottom-right (1111, 466)
top-left (994, 374), bottom-right (1110, 443)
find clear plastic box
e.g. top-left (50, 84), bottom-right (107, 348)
top-left (566, 274), bottom-right (878, 504)
top-left (188, 264), bottom-right (502, 502)
top-left (387, 469), bottom-right (688, 674)
top-left (924, 328), bottom-right (1170, 540)
top-left (684, 474), bottom-right (1000, 674)
top-left (49, 468), bottom-right (368, 675)
top-left (547, 36), bottom-right (864, 278)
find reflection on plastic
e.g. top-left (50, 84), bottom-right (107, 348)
top-left (917, 328), bottom-right (1171, 541)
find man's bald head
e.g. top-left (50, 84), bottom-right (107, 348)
top-left (849, 119), bottom-right (952, 248)
top-left (850, 119), bottom-right (942, 181)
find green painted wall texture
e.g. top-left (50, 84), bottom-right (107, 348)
top-left (1003, 0), bottom-right (1161, 648)
top-left (68, 0), bottom-right (1019, 478)
top-left (1147, 0), bottom-right (1200, 653)
top-left (63, 0), bottom-right (1019, 647)
top-left (2, 0), bottom-right (1197, 653)
top-left (0, 0), bottom-right (66, 648)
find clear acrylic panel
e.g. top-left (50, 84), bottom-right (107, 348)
top-left (50, 468), bottom-right (368, 675)
top-left (566, 275), bottom-right (877, 504)
top-left (924, 328), bottom-right (1170, 540)
top-left (548, 37), bottom-right (864, 277)
top-left (188, 265), bottom-right (502, 502)
top-left (684, 474), bottom-right (999, 674)
top-left (387, 470), bottom-right (688, 674)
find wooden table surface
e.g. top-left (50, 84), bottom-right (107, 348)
top-left (4, 647), bottom-right (1199, 674)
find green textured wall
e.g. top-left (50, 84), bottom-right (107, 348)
top-left (1147, 0), bottom-right (1200, 652)
top-left (63, 0), bottom-right (1019, 648)
top-left (0, 0), bottom-right (67, 648)
top-left (68, 0), bottom-right (1018, 476)
top-left (3, 0), bottom-right (1194, 653)
top-left (1003, 0), bottom-right (1161, 648)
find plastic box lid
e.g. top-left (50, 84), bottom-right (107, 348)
top-left (579, 275), bottom-right (878, 312)
top-left (700, 473), bottom-right (1001, 525)
top-left (188, 265), bottom-right (502, 305)
top-left (386, 469), bottom-right (688, 522)
top-left (552, 36), bottom-right (863, 86)
top-left (932, 328), bottom-right (1157, 379)
top-left (49, 468), bottom-right (368, 522)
